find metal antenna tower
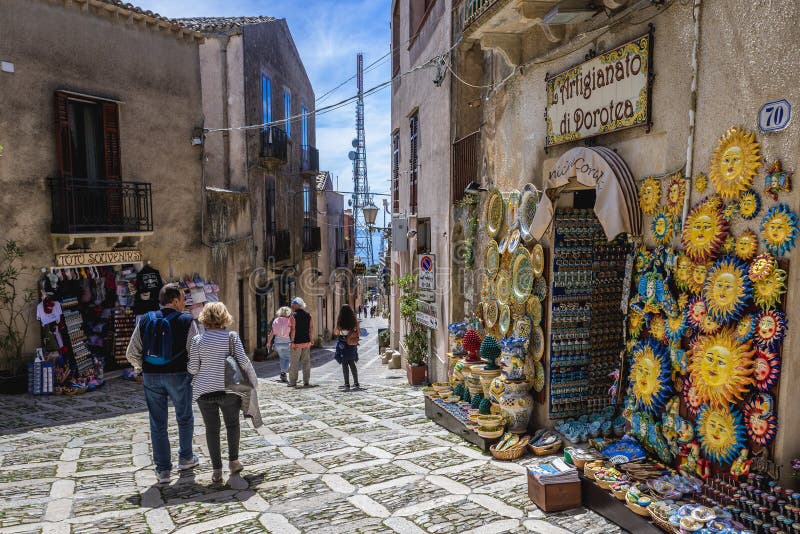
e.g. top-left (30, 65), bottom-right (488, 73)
top-left (351, 52), bottom-right (374, 266)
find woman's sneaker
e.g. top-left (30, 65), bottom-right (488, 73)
top-left (229, 460), bottom-right (243, 474)
top-left (177, 454), bottom-right (200, 471)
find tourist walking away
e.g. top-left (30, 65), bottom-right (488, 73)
top-left (188, 302), bottom-right (260, 484)
top-left (288, 297), bottom-right (314, 387)
top-left (268, 306), bottom-right (292, 382)
top-left (126, 283), bottom-right (199, 484)
top-left (334, 304), bottom-right (361, 391)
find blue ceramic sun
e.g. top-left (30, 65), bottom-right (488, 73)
top-left (651, 211), bottom-right (673, 246)
top-left (703, 255), bottom-right (752, 323)
top-left (665, 310), bottom-right (688, 344)
top-left (697, 404), bottom-right (747, 465)
top-left (738, 189), bottom-right (762, 220)
top-left (760, 204), bottom-right (799, 256)
top-left (735, 313), bottom-right (756, 343)
top-left (628, 338), bottom-right (674, 417)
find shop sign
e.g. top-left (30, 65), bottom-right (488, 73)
top-left (758, 99), bottom-right (791, 132)
top-left (419, 290), bottom-right (436, 303)
top-left (416, 300), bottom-right (438, 329)
top-left (55, 249), bottom-right (142, 267)
top-left (546, 32), bottom-right (652, 147)
top-left (418, 254), bottom-right (436, 290)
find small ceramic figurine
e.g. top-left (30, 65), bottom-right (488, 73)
top-left (730, 448), bottom-right (752, 479)
top-left (764, 160), bottom-right (793, 201)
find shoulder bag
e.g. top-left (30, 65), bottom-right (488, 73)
top-left (224, 332), bottom-right (252, 393)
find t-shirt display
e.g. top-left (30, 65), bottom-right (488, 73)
top-left (133, 265), bottom-right (163, 315)
top-left (36, 299), bottom-right (62, 326)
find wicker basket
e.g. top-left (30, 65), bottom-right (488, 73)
top-left (490, 441), bottom-right (528, 461)
top-left (649, 508), bottom-right (678, 534)
top-left (583, 462), bottom-right (603, 480)
top-left (612, 486), bottom-right (628, 500)
top-left (529, 440), bottom-right (563, 456)
top-left (625, 501), bottom-right (651, 517)
top-left (595, 478), bottom-right (615, 490)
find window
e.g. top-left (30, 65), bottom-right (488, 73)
top-left (55, 91), bottom-right (120, 180)
top-left (301, 105), bottom-right (309, 146)
top-left (416, 218), bottom-right (431, 254)
top-left (409, 112), bottom-right (419, 214)
top-left (303, 182), bottom-right (311, 218)
top-left (391, 131), bottom-right (400, 213)
top-left (261, 75), bottom-right (272, 127)
top-left (265, 175), bottom-right (276, 234)
top-left (391, 2), bottom-right (400, 77)
top-left (284, 90), bottom-right (291, 138)
top-left (409, 0), bottom-right (435, 40)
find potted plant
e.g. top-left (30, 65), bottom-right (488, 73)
top-left (0, 241), bottom-right (36, 394)
top-left (396, 274), bottom-right (428, 385)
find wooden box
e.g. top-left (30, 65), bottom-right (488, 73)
top-left (526, 470), bottom-right (582, 513)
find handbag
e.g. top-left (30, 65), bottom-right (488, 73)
top-left (224, 332), bottom-right (252, 393)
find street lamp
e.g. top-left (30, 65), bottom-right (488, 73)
top-left (363, 202), bottom-right (379, 227)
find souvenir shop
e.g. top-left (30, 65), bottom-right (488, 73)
top-left (31, 250), bottom-right (220, 396)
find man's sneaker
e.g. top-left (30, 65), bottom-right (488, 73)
top-left (279, 373), bottom-right (287, 383)
top-left (229, 460), bottom-right (243, 474)
top-left (156, 469), bottom-right (171, 484)
top-left (211, 469), bottom-right (223, 484)
top-left (177, 455), bottom-right (200, 471)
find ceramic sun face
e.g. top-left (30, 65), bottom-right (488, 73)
top-left (682, 376), bottom-right (703, 417)
top-left (738, 189), bottom-right (761, 220)
top-left (686, 297), bottom-right (707, 331)
top-left (694, 173), bottom-right (708, 193)
top-left (709, 127), bottom-right (763, 202)
top-left (628, 308), bottom-right (645, 339)
top-left (752, 348), bottom-right (780, 392)
top-left (639, 176), bottom-right (661, 215)
top-left (629, 338), bottom-right (674, 416)
top-left (687, 261), bottom-right (710, 295)
top-left (735, 313), bottom-right (756, 343)
top-left (760, 203), bottom-right (799, 256)
top-left (652, 211), bottom-right (673, 246)
top-left (748, 252), bottom-right (776, 283)
top-left (699, 314), bottom-right (721, 335)
top-left (733, 230), bottom-right (759, 261)
top-left (665, 174), bottom-right (687, 217)
top-left (673, 253), bottom-right (692, 292)
top-left (682, 197), bottom-right (729, 262)
top-left (752, 266), bottom-right (786, 310)
top-left (689, 328), bottom-right (755, 408)
top-left (649, 314), bottom-right (667, 342)
top-left (754, 309), bottom-right (786, 351)
top-left (665, 311), bottom-right (688, 344)
top-left (743, 393), bottom-right (778, 447)
top-left (703, 256), bottom-right (751, 323)
top-left (697, 405), bottom-right (747, 465)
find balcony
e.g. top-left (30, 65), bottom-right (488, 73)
top-left (300, 145), bottom-right (319, 176)
top-left (265, 229), bottom-right (291, 262)
top-left (260, 126), bottom-right (288, 166)
top-left (336, 248), bottom-right (351, 268)
top-left (452, 131), bottom-right (481, 204)
top-left (302, 225), bottom-right (321, 253)
top-left (49, 177), bottom-right (153, 239)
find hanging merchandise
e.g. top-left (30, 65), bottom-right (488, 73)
top-left (485, 239), bottom-right (500, 276)
top-left (638, 176), bottom-right (661, 215)
top-left (687, 260), bottom-right (709, 295)
top-left (753, 309), bottom-right (786, 351)
top-left (735, 313), bottom-right (756, 343)
top-left (133, 263), bottom-right (163, 316)
top-left (742, 392), bottom-right (778, 447)
top-left (733, 230), bottom-right (759, 261)
top-left (687, 328), bottom-right (755, 408)
top-left (759, 203), bottom-right (799, 256)
top-left (751, 347), bottom-right (780, 392)
top-left (682, 376), bottom-right (703, 418)
top-left (665, 174), bottom-right (687, 218)
top-left (485, 189), bottom-right (504, 238)
top-left (681, 196), bottom-right (729, 262)
top-left (751, 263), bottom-right (787, 310)
top-left (673, 253), bottom-right (692, 292)
top-left (702, 255), bottom-right (752, 323)
top-left (693, 173), bottom-right (708, 193)
top-left (737, 189), bottom-right (762, 220)
top-left (507, 190), bottom-right (521, 230)
top-left (518, 184), bottom-right (540, 244)
top-left (763, 159), bottom-right (793, 201)
top-left (708, 127), bottom-right (763, 202)
top-left (651, 210), bottom-right (673, 246)
top-left (696, 404), bottom-right (748, 465)
top-left (628, 338), bottom-right (673, 416)
top-left (511, 246), bottom-right (534, 302)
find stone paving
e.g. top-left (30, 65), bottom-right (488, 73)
top-left (0, 318), bottom-right (624, 533)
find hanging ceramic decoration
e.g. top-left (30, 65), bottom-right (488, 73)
top-left (687, 261), bottom-right (710, 295)
top-left (628, 308), bottom-right (646, 340)
top-left (754, 309), bottom-right (786, 351)
top-left (709, 127), bottom-right (763, 202)
top-left (682, 376), bottom-right (703, 417)
top-left (752, 347), bottom-right (780, 392)
top-left (735, 313), bottom-right (756, 343)
top-left (760, 203), bottom-right (799, 256)
top-left (498, 303), bottom-right (511, 336)
top-left (722, 235), bottom-right (736, 255)
top-left (533, 276), bottom-right (547, 301)
top-left (507, 190), bottom-right (521, 229)
top-left (703, 255), bottom-right (752, 323)
top-left (533, 360), bottom-right (545, 392)
top-left (665, 310), bottom-right (688, 344)
top-left (652, 210), bottom-right (673, 246)
top-left (749, 252), bottom-right (776, 282)
top-left (495, 270), bottom-right (511, 305)
top-left (686, 296), bottom-right (708, 331)
top-left (682, 196), bottom-right (729, 262)
top-left (485, 239), bottom-right (500, 277)
top-left (629, 338), bottom-right (674, 416)
top-left (696, 404), bottom-right (748, 465)
top-left (531, 325), bottom-right (544, 361)
top-left (743, 392), bottom-right (778, 447)
top-left (764, 160), bottom-right (793, 201)
top-left (734, 230), bottom-right (759, 261)
top-left (512, 299), bottom-right (526, 317)
top-left (699, 314), bottom-right (722, 335)
top-left (665, 174), bottom-right (687, 217)
top-left (513, 315), bottom-right (532, 340)
top-left (519, 184), bottom-right (539, 244)
top-left (639, 176), bottom-right (661, 215)
top-left (507, 228), bottom-right (521, 255)
top-left (484, 300), bottom-right (499, 328)
top-left (752, 264), bottom-right (787, 310)
top-left (526, 295), bottom-right (542, 324)
top-left (649, 314), bottom-right (667, 343)
top-left (694, 173), bottom-right (708, 193)
top-left (688, 327), bottom-right (755, 408)
top-left (738, 189), bottom-right (762, 220)
top-left (485, 189), bottom-right (504, 238)
top-left (673, 253), bottom-right (692, 293)
top-left (531, 243), bottom-right (544, 278)
top-left (498, 234), bottom-right (509, 255)
top-left (511, 247), bottom-right (533, 302)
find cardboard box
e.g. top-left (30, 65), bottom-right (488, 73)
top-left (527, 470), bottom-right (582, 512)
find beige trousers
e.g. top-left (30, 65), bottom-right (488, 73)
top-left (288, 347), bottom-right (311, 386)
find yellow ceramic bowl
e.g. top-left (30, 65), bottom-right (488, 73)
top-left (477, 414), bottom-right (503, 426)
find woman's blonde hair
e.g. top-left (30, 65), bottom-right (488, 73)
top-left (198, 302), bottom-right (234, 330)
top-left (276, 306), bottom-right (292, 318)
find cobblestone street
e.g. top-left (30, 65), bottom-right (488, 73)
top-left (0, 318), bottom-right (621, 533)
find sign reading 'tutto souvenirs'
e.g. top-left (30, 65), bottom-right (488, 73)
top-left (545, 32), bottom-right (652, 147)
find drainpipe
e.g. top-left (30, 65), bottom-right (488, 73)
top-left (220, 35), bottom-right (232, 189)
top-left (682, 0), bottom-right (702, 226)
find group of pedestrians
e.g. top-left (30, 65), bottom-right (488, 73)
top-left (266, 298), bottom-right (314, 387)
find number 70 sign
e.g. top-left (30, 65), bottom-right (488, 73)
top-left (758, 99), bottom-right (791, 132)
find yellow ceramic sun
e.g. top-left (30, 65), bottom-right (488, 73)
top-left (689, 328), bottom-right (755, 408)
top-left (682, 197), bottom-right (729, 262)
top-left (734, 230), bottom-right (759, 261)
top-left (673, 253), bottom-right (692, 292)
top-left (677, 293), bottom-right (689, 310)
top-left (696, 405), bottom-right (747, 465)
top-left (709, 127), bottom-right (763, 202)
top-left (752, 267), bottom-right (787, 310)
top-left (650, 314), bottom-right (667, 342)
top-left (703, 256), bottom-right (751, 323)
top-left (699, 314), bottom-right (721, 335)
top-left (665, 174), bottom-right (687, 217)
top-left (738, 189), bottom-right (761, 220)
top-left (688, 261), bottom-right (710, 295)
top-left (639, 176), bottom-right (661, 215)
top-left (694, 173), bottom-right (708, 193)
top-left (722, 236), bottom-right (736, 254)
top-left (760, 204), bottom-right (799, 257)
top-left (628, 308), bottom-right (645, 339)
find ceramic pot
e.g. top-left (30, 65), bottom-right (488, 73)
top-left (471, 367), bottom-right (501, 397)
top-left (407, 364), bottom-right (427, 385)
top-left (500, 352), bottom-right (527, 381)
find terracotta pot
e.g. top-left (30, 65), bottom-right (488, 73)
top-left (407, 363), bottom-right (427, 385)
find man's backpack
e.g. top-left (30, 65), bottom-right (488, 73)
top-left (141, 310), bottom-right (182, 365)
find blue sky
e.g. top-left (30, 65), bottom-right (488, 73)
top-left (138, 0), bottom-right (392, 202)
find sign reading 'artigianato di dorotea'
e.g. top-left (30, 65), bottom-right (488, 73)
top-left (545, 32), bottom-right (652, 147)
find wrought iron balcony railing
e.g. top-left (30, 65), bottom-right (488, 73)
top-left (265, 229), bottom-right (291, 262)
top-left (302, 225), bottom-right (321, 253)
top-left (301, 145), bottom-right (319, 175)
top-left (463, 0), bottom-right (499, 30)
top-left (48, 177), bottom-right (153, 234)
top-left (260, 126), bottom-right (288, 165)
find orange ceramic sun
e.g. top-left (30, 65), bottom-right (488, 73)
top-left (709, 127), bottom-right (763, 202)
top-left (682, 197), bottom-right (729, 262)
top-left (689, 328), bottom-right (755, 408)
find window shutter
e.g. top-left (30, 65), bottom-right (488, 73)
top-left (55, 92), bottom-right (72, 178)
top-left (102, 102), bottom-right (121, 180)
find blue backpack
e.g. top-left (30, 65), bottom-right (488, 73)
top-left (142, 310), bottom-right (182, 365)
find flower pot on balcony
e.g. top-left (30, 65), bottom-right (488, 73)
top-left (407, 363), bottom-right (427, 386)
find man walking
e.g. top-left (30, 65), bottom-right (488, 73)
top-left (126, 283), bottom-right (199, 484)
top-left (288, 297), bottom-right (314, 388)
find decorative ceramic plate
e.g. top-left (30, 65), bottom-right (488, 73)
top-left (533, 276), bottom-right (548, 301)
top-left (507, 229), bottom-right (521, 255)
top-left (484, 300), bottom-right (499, 328)
top-left (514, 316), bottom-right (532, 339)
top-left (498, 234), bottom-right (509, 255)
top-left (507, 190), bottom-right (521, 229)
top-left (531, 325), bottom-right (545, 360)
top-left (495, 271), bottom-right (512, 305)
top-left (485, 189), bottom-right (504, 238)
top-left (519, 185), bottom-right (540, 244)
top-left (511, 247), bottom-right (534, 302)
top-left (485, 239), bottom-right (500, 277)
top-left (512, 300), bottom-right (526, 317)
top-left (499, 304), bottom-right (511, 335)
top-left (531, 244), bottom-right (545, 277)
top-left (527, 296), bottom-right (542, 324)
top-left (534, 361), bottom-right (545, 392)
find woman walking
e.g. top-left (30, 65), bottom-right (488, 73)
top-left (268, 306), bottom-right (292, 383)
top-left (334, 304), bottom-right (361, 391)
top-left (188, 302), bottom-right (259, 484)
